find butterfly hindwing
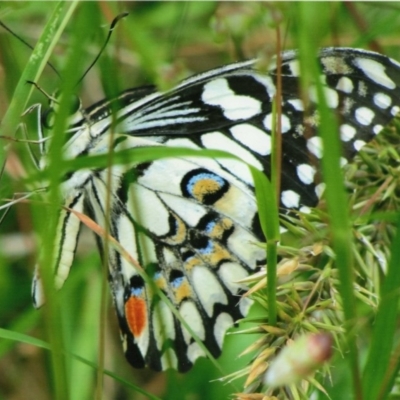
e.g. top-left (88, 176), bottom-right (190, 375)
top-left (32, 190), bottom-right (85, 308)
top-left (101, 144), bottom-right (264, 371)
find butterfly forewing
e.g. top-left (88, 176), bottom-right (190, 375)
top-left (33, 47), bottom-right (400, 372)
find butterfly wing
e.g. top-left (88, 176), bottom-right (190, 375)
top-left (108, 48), bottom-right (400, 371)
top-left (114, 48), bottom-right (400, 210)
top-left (34, 47), bottom-right (400, 371)
top-left (83, 139), bottom-right (264, 371)
top-left (32, 190), bottom-right (85, 308)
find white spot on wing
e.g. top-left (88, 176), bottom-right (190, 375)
top-left (288, 60), bottom-right (300, 76)
top-left (355, 107), bottom-right (375, 126)
top-left (391, 106), bottom-right (400, 116)
top-left (32, 273), bottom-right (45, 308)
top-left (158, 193), bottom-right (207, 226)
top-left (239, 297), bottom-right (253, 316)
top-left (201, 131), bottom-right (262, 184)
top-left (214, 313), bottom-right (234, 349)
top-left (340, 124), bottom-right (356, 142)
top-left (354, 140), bottom-right (366, 151)
top-left (296, 164), bottom-right (316, 185)
top-left (226, 227), bottom-right (266, 268)
top-left (165, 137), bottom-right (200, 148)
top-left (336, 76), bottom-right (354, 93)
top-left (315, 182), bottom-right (326, 198)
top-left (252, 74), bottom-right (276, 98)
top-left (263, 113), bottom-right (291, 133)
top-left (230, 123), bottom-right (271, 156)
top-left (201, 78), bottom-right (261, 120)
top-left (281, 190), bottom-right (300, 208)
top-left (187, 342), bottom-right (206, 363)
top-left (373, 92), bottom-right (392, 109)
top-left (153, 301), bottom-right (176, 350)
top-left (127, 185), bottom-right (170, 236)
top-left (307, 136), bottom-right (323, 159)
top-left (37, 192), bottom-right (85, 306)
top-left (309, 85), bottom-right (339, 108)
top-left (117, 214), bottom-right (139, 275)
top-left (354, 57), bottom-right (396, 89)
top-left (288, 98), bottom-right (304, 111)
top-left (218, 262), bottom-right (248, 294)
top-left (161, 348), bottom-right (178, 370)
top-left (373, 124), bottom-right (383, 135)
top-left (180, 301), bottom-right (205, 344)
top-left (192, 266), bottom-right (227, 317)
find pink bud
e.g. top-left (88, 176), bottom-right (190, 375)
top-left (264, 333), bottom-right (333, 387)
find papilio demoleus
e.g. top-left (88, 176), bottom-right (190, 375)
top-left (29, 47), bottom-right (400, 372)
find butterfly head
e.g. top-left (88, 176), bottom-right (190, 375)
top-left (41, 89), bottom-right (83, 130)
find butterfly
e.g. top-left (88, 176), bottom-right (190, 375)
top-left (29, 46), bottom-right (400, 372)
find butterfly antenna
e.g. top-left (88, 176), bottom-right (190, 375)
top-left (0, 159), bottom-right (9, 227)
top-left (76, 12), bottom-right (129, 86)
top-left (0, 20), bottom-right (61, 79)
top-left (25, 80), bottom-right (59, 103)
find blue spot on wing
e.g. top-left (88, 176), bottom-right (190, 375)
top-left (171, 276), bottom-right (184, 289)
top-left (128, 275), bottom-right (145, 298)
top-left (181, 168), bottom-right (229, 204)
top-left (169, 270), bottom-right (185, 289)
top-left (198, 239), bottom-right (214, 255)
top-left (204, 220), bottom-right (217, 234)
top-left (187, 172), bottom-right (226, 193)
top-left (153, 271), bottom-right (162, 280)
top-left (131, 287), bottom-right (145, 297)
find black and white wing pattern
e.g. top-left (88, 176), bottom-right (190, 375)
top-left (32, 47), bottom-right (400, 372)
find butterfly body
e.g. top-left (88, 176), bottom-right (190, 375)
top-left (32, 47), bottom-right (400, 371)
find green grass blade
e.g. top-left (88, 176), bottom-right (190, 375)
top-left (362, 213), bottom-right (400, 400)
top-left (250, 166), bottom-right (279, 325)
top-left (294, 3), bottom-right (362, 398)
top-left (0, 1), bottom-right (78, 159)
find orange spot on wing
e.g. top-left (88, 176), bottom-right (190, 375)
top-left (174, 281), bottom-right (192, 303)
top-left (125, 297), bottom-right (147, 338)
